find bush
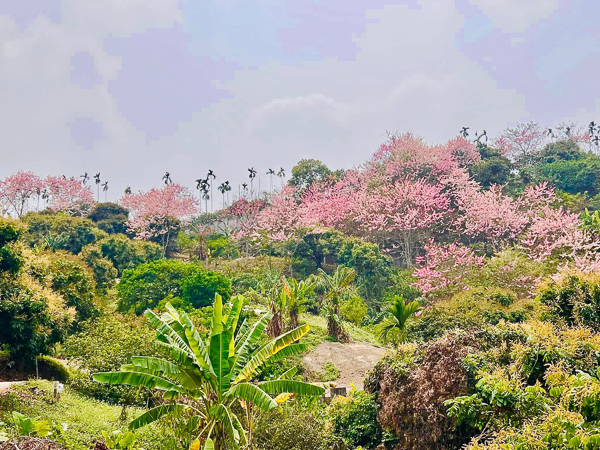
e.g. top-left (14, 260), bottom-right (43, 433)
top-left (24, 213), bottom-right (107, 254)
top-left (370, 331), bottom-right (479, 450)
top-left (0, 219), bottom-right (24, 274)
top-left (338, 238), bottom-right (392, 306)
top-left (253, 405), bottom-right (333, 450)
top-left (84, 234), bottom-right (162, 277)
top-left (117, 260), bottom-right (230, 314)
top-left (328, 391), bottom-right (381, 449)
top-left (87, 202), bottom-right (129, 235)
top-left (117, 259), bottom-right (194, 314)
top-left (407, 288), bottom-right (534, 342)
top-left (37, 355), bottom-right (71, 382)
top-left (0, 276), bottom-right (74, 366)
top-left (207, 234), bottom-right (239, 259)
top-left (33, 251), bottom-right (97, 322)
top-left (62, 314), bottom-right (156, 404)
top-left (466, 249), bottom-right (548, 298)
top-left (180, 270), bottom-right (231, 308)
top-left (538, 272), bottom-right (600, 327)
top-left (80, 244), bottom-right (118, 291)
top-left (340, 296), bottom-right (367, 326)
top-left (0, 223), bottom-right (75, 366)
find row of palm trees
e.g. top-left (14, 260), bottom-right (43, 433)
top-left (77, 166), bottom-right (288, 210)
top-left (194, 167), bottom-right (286, 213)
top-left (80, 172), bottom-right (108, 201)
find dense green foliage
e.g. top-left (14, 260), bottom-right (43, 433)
top-left (24, 213), bottom-right (107, 254)
top-left (117, 259), bottom-right (231, 314)
top-left (88, 202), bottom-right (130, 235)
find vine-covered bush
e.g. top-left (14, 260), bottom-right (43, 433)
top-left (368, 331), bottom-right (479, 450)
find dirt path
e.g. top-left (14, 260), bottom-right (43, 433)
top-left (303, 341), bottom-right (388, 390)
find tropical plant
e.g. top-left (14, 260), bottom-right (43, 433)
top-left (281, 276), bottom-right (317, 329)
top-left (93, 295), bottom-right (324, 450)
top-left (379, 296), bottom-right (421, 346)
top-left (318, 266), bottom-right (357, 341)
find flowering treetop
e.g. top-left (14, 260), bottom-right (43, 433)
top-left (45, 176), bottom-right (95, 214)
top-left (365, 133), bottom-right (479, 184)
top-left (0, 171), bottom-right (44, 217)
top-left (120, 183), bottom-right (199, 240)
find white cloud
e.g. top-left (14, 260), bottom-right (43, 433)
top-left (469, 0), bottom-right (559, 33)
top-left (0, 0), bottom-right (538, 198)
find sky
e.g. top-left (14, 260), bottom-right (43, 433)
top-left (1, 0), bottom-right (599, 201)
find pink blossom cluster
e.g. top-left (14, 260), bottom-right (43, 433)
top-left (223, 197), bottom-right (268, 238)
top-left (45, 176), bottom-right (95, 214)
top-left (0, 171), bottom-right (94, 217)
top-left (412, 241), bottom-right (484, 295)
top-left (121, 184), bottom-right (199, 240)
top-left (366, 133), bottom-right (479, 184)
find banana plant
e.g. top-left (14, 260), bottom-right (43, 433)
top-left (379, 295), bottom-right (421, 346)
top-left (281, 276), bottom-right (317, 329)
top-left (318, 267), bottom-right (357, 341)
top-left (93, 294), bottom-right (323, 450)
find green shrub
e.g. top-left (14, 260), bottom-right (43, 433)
top-left (117, 259), bottom-right (230, 314)
top-left (43, 252), bottom-right (97, 321)
top-left (468, 249), bottom-right (547, 298)
top-left (80, 244), bottom-right (118, 291)
top-left (37, 355), bottom-right (71, 382)
top-left (62, 314), bottom-right (156, 404)
top-left (180, 270), bottom-right (231, 308)
top-left (24, 213), bottom-right (107, 254)
top-left (320, 362), bottom-right (340, 382)
top-left (0, 219), bottom-right (25, 274)
top-left (87, 202), bottom-right (129, 235)
top-left (340, 295), bottom-right (367, 326)
top-left (253, 405), bottom-right (332, 450)
top-left (95, 235), bottom-right (161, 277)
top-left (328, 391), bottom-right (381, 449)
top-left (116, 259), bottom-right (195, 314)
top-left (408, 288), bottom-right (534, 342)
top-left (0, 277), bottom-right (73, 366)
top-left (338, 238), bottom-right (392, 306)
top-left (538, 272), bottom-right (600, 327)
top-left (207, 234), bottom-right (239, 259)
top-left (0, 221), bottom-right (75, 366)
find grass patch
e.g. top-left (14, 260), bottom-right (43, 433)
top-left (0, 380), bottom-right (176, 450)
top-left (301, 314), bottom-right (380, 346)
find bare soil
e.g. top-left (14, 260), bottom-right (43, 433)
top-left (302, 340), bottom-right (388, 390)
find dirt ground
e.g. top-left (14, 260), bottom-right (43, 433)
top-left (302, 341), bottom-right (388, 390)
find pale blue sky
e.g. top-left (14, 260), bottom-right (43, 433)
top-left (0, 0), bottom-right (598, 201)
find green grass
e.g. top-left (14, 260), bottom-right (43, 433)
top-left (301, 314), bottom-right (381, 346)
top-left (0, 380), bottom-right (176, 450)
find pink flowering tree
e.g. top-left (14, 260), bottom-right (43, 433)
top-left (45, 176), bottom-right (95, 215)
top-left (221, 197), bottom-right (268, 238)
top-left (0, 171), bottom-right (45, 217)
top-left (121, 183), bottom-right (199, 256)
top-left (349, 178), bottom-right (453, 266)
top-left (412, 240), bottom-right (484, 297)
top-left (254, 186), bottom-right (302, 242)
top-left (520, 206), bottom-right (590, 261)
top-left (493, 121), bottom-right (547, 165)
top-left (365, 133), bottom-right (479, 184)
